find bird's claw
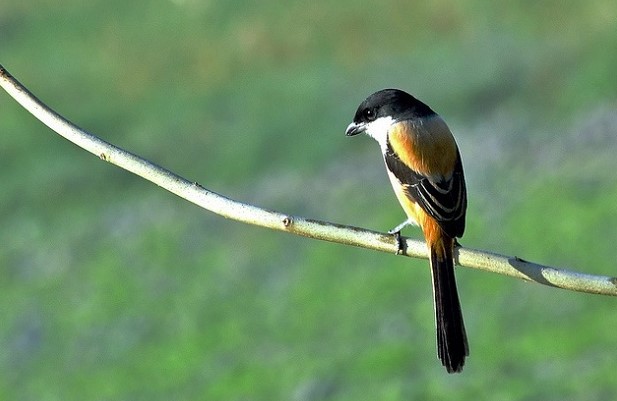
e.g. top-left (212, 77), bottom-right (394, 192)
top-left (392, 231), bottom-right (405, 255)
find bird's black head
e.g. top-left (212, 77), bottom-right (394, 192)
top-left (345, 89), bottom-right (436, 136)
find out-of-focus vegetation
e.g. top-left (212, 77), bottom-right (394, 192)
top-left (1, 1), bottom-right (616, 400)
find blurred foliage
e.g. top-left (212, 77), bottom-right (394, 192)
top-left (1, 0), bottom-right (617, 400)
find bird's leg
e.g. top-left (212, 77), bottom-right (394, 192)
top-left (388, 219), bottom-right (412, 235)
top-left (389, 219), bottom-right (411, 255)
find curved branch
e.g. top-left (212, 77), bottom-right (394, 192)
top-left (1, 64), bottom-right (616, 297)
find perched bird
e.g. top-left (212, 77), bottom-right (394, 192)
top-left (345, 89), bottom-right (469, 373)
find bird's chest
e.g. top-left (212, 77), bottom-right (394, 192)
top-left (386, 170), bottom-right (421, 226)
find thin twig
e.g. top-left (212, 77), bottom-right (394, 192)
top-left (1, 64), bottom-right (615, 297)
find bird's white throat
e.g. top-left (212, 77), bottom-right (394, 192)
top-left (364, 116), bottom-right (395, 151)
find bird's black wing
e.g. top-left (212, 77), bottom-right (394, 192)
top-left (384, 142), bottom-right (466, 238)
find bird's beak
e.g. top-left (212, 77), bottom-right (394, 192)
top-left (345, 122), bottom-right (365, 136)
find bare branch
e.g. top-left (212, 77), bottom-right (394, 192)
top-left (1, 64), bottom-right (615, 297)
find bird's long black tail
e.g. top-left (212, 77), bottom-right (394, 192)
top-left (429, 237), bottom-right (469, 373)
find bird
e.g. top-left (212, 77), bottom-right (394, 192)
top-left (345, 88), bottom-right (469, 373)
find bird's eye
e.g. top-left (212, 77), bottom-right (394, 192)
top-left (363, 108), bottom-right (376, 121)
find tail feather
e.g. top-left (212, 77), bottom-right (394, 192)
top-left (430, 237), bottom-right (468, 373)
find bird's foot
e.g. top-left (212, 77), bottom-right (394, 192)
top-left (392, 230), bottom-right (406, 255)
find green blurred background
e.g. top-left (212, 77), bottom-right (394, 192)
top-left (1, 1), bottom-right (617, 399)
